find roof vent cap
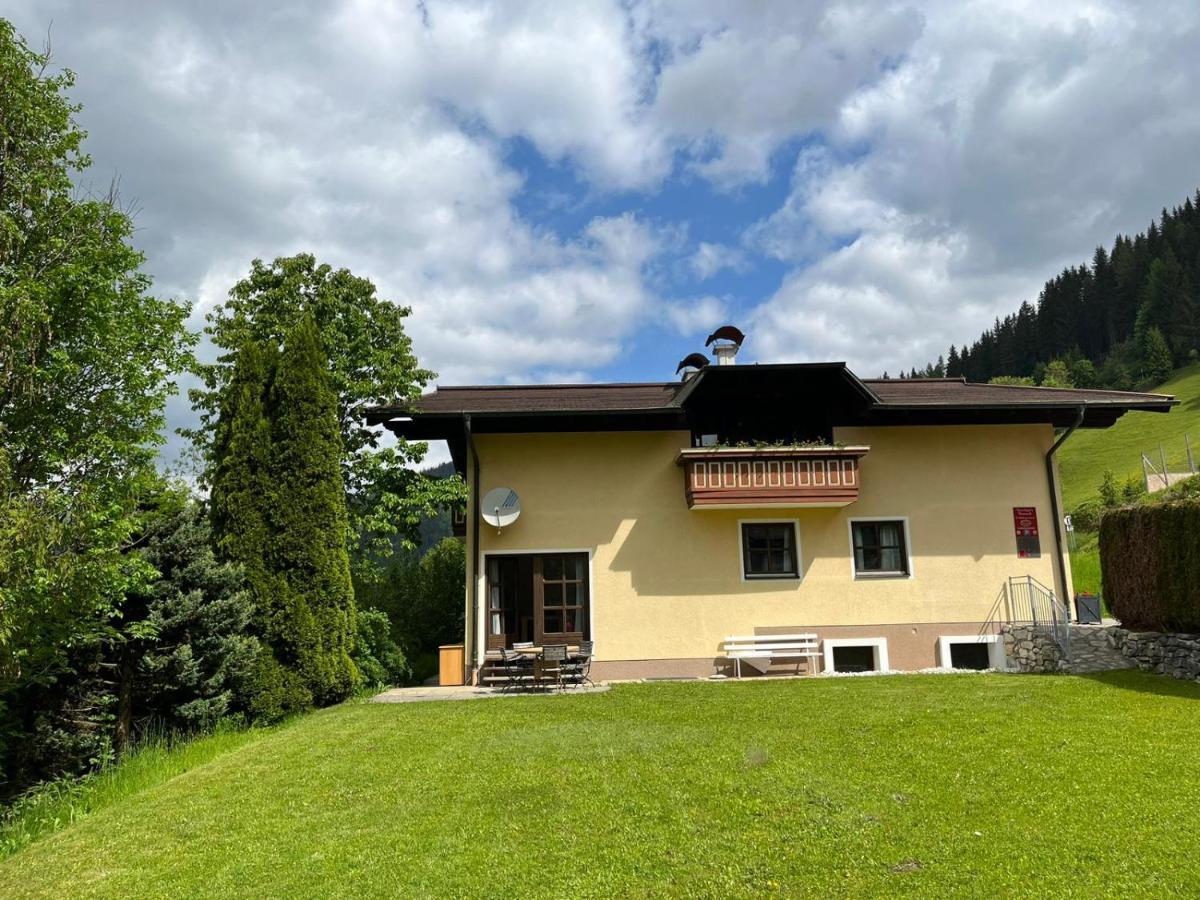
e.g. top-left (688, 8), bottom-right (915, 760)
top-left (705, 325), bottom-right (744, 365)
top-left (676, 352), bottom-right (710, 381)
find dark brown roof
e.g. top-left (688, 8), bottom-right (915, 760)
top-left (383, 382), bottom-right (682, 417)
top-left (365, 366), bottom-right (1176, 442)
top-left (864, 377), bottom-right (1174, 409)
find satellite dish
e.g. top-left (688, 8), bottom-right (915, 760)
top-left (481, 487), bottom-right (521, 529)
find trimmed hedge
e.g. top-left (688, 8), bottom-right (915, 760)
top-left (1100, 501), bottom-right (1200, 631)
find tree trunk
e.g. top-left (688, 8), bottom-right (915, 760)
top-left (114, 650), bottom-right (134, 754)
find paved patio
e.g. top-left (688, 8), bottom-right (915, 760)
top-left (372, 683), bottom-right (611, 703)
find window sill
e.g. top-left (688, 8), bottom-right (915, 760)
top-left (743, 573), bottom-right (800, 581)
top-left (853, 571), bottom-right (911, 580)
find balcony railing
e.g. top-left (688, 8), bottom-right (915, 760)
top-left (677, 445), bottom-right (870, 509)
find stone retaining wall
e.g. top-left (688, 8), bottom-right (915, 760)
top-left (1107, 628), bottom-right (1200, 682)
top-left (1001, 625), bottom-right (1066, 673)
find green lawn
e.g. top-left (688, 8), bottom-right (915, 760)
top-left (3, 675), bottom-right (1200, 897)
top-left (1058, 364), bottom-right (1200, 507)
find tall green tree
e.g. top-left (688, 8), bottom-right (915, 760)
top-left (1140, 327), bottom-right (1174, 387)
top-left (208, 340), bottom-right (276, 629)
top-left (117, 492), bottom-right (260, 746)
top-left (0, 20), bottom-right (194, 785)
top-left (207, 339), bottom-right (309, 719)
top-left (266, 316), bottom-right (358, 705)
top-left (187, 255), bottom-right (464, 576)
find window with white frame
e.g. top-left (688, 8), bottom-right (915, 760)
top-left (938, 635), bottom-right (1005, 670)
top-left (823, 637), bottom-right (889, 673)
top-left (850, 519), bottom-right (910, 577)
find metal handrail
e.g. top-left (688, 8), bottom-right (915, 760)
top-left (1006, 575), bottom-right (1071, 662)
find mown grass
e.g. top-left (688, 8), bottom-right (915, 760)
top-left (1059, 364), bottom-right (1200, 507)
top-left (0, 723), bottom-right (278, 860)
top-left (2, 674), bottom-right (1200, 898)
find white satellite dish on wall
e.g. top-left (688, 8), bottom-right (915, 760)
top-left (481, 487), bottom-right (522, 530)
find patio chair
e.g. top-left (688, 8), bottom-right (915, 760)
top-left (497, 647), bottom-right (533, 692)
top-left (562, 641), bottom-right (594, 688)
top-left (535, 645), bottom-right (568, 692)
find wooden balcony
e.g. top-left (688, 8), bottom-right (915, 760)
top-left (677, 445), bottom-right (870, 509)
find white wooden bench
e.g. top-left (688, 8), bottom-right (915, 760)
top-left (723, 633), bottom-right (821, 678)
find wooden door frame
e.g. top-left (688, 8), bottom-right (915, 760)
top-left (477, 548), bottom-right (594, 658)
top-left (532, 552), bottom-right (589, 647)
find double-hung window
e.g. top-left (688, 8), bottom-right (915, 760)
top-left (741, 522), bottom-right (799, 579)
top-left (851, 520), bottom-right (910, 577)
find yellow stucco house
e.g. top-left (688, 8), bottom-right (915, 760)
top-left (370, 346), bottom-right (1173, 683)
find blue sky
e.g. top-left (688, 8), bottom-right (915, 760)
top-left (503, 134), bottom-right (800, 382)
top-left (7, 0), bottom-right (1200, 466)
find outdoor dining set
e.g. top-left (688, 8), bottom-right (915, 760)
top-left (492, 642), bottom-right (594, 692)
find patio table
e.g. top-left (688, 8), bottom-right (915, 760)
top-left (510, 645), bottom-right (581, 657)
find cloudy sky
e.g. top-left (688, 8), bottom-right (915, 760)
top-left (7, 0), bottom-right (1200, 466)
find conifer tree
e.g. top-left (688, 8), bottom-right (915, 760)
top-left (911, 189), bottom-right (1200, 388)
top-left (267, 316), bottom-right (358, 705)
top-left (1140, 327), bottom-right (1174, 387)
top-left (123, 496), bottom-right (260, 740)
top-left (946, 345), bottom-right (961, 377)
top-left (209, 339), bottom-right (312, 717)
top-left (210, 339), bottom-right (273, 585)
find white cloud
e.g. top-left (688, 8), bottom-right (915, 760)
top-left (664, 295), bottom-right (728, 336)
top-left (331, 0), bottom-right (670, 190)
top-left (690, 242), bottom-right (746, 280)
top-left (747, 0), bottom-right (1200, 374)
top-left (9, 0), bottom-right (1200, 450)
top-left (645, 1), bottom-right (925, 185)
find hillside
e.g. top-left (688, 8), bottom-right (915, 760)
top-left (1058, 364), bottom-right (1200, 509)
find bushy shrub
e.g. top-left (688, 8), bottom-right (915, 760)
top-left (352, 610), bottom-right (409, 687)
top-left (1160, 474), bottom-right (1200, 502)
top-left (1100, 501), bottom-right (1200, 631)
top-left (1121, 475), bottom-right (1145, 503)
top-left (1068, 499), bottom-right (1103, 533)
top-left (248, 656), bottom-right (311, 724)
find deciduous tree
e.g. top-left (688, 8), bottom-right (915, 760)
top-left (0, 20), bottom-right (194, 787)
top-left (188, 255), bottom-right (464, 577)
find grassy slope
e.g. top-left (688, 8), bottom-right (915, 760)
top-left (0, 726), bottom-right (276, 860)
top-left (1058, 364), bottom-right (1200, 508)
top-left (1069, 530), bottom-right (1102, 597)
top-left (1060, 365), bottom-right (1200, 599)
top-left (3, 675), bottom-right (1200, 898)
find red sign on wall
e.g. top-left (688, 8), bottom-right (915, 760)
top-left (1013, 506), bottom-right (1040, 558)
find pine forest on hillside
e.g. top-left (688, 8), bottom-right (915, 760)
top-left (907, 190), bottom-right (1200, 391)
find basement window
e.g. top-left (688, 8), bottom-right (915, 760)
top-left (823, 637), bottom-right (889, 673)
top-left (938, 635), bottom-right (1004, 671)
top-left (833, 646), bottom-right (875, 672)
